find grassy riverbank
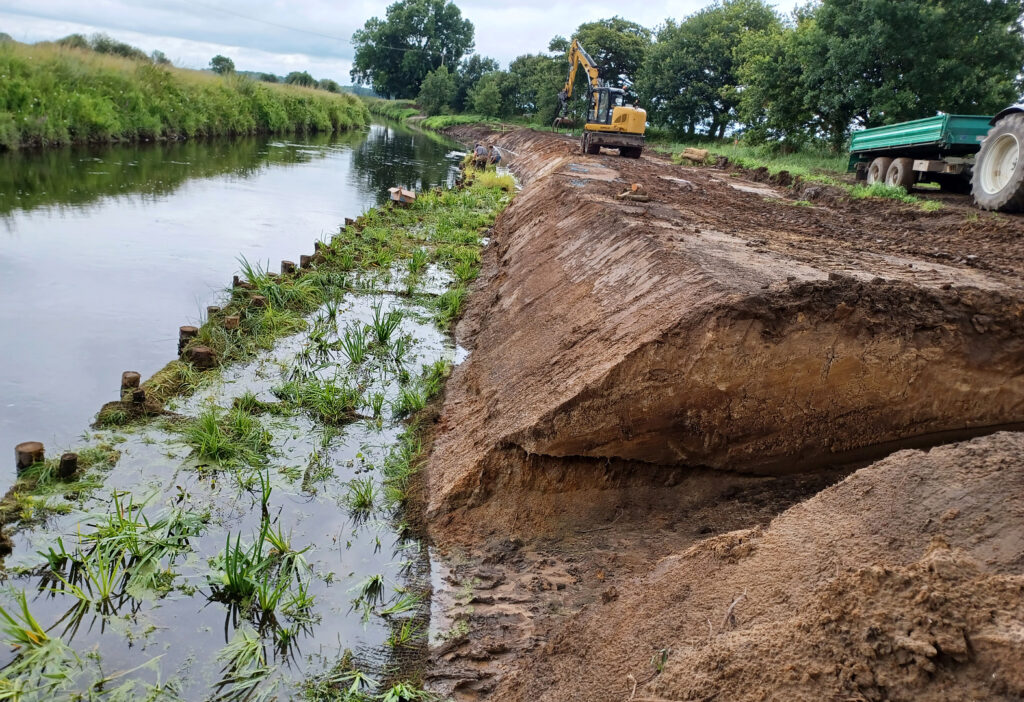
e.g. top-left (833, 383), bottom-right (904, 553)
top-left (0, 41), bottom-right (370, 149)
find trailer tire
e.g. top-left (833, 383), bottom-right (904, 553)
top-left (866, 157), bottom-right (892, 185)
top-left (885, 158), bottom-right (916, 190)
top-left (973, 113), bottom-right (1024, 211)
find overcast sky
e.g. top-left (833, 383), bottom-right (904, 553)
top-left (0, 1), bottom-right (801, 83)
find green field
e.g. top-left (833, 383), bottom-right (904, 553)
top-left (0, 41), bottom-right (370, 149)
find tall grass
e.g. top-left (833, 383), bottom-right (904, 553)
top-left (0, 40), bottom-right (370, 149)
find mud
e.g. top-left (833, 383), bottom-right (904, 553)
top-left (429, 127), bottom-right (1024, 535)
top-left (425, 126), bottom-right (1024, 699)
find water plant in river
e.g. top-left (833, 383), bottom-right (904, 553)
top-left (370, 301), bottom-right (404, 348)
top-left (344, 477), bottom-right (377, 516)
top-left (341, 323), bottom-right (370, 365)
top-left (182, 406), bottom-right (274, 468)
top-left (274, 375), bottom-right (364, 424)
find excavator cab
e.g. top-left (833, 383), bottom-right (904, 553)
top-left (589, 87), bottom-right (627, 125)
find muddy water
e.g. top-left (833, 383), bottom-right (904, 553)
top-left (0, 123), bottom-right (461, 493)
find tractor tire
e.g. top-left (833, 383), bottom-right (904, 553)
top-left (885, 157), bottom-right (916, 190)
top-left (866, 157), bottom-right (892, 185)
top-left (973, 112), bottom-right (1024, 211)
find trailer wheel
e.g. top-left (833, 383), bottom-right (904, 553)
top-left (866, 157), bottom-right (892, 185)
top-left (973, 113), bottom-right (1024, 211)
top-left (885, 158), bottom-right (916, 190)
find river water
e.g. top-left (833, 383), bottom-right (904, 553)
top-left (0, 123), bottom-right (461, 493)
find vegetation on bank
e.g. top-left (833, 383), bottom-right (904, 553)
top-left (0, 40), bottom-right (371, 149)
top-left (0, 165), bottom-right (516, 699)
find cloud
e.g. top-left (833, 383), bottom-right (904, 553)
top-left (0, 1), bottom-right (801, 83)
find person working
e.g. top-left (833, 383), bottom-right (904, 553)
top-left (488, 145), bottom-right (502, 167)
top-left (473, 143), bottom-right (489, 169)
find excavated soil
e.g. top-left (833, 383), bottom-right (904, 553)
top-left (424, 127), bottom-right (1024, 699)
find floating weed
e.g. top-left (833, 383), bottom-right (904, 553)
top-left (351, 573), bottom-right (386, 621)
top-left (213, 626), bottom-right (278, 702)
top-left (378, 590), bottom-right (423, 617)
top-left (0, 590), bottom-right (50, 648)
top-left (379, 681), bottom-right (436, 702)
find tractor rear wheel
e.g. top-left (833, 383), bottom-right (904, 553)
top-left (973, 113), bottom-right (1024, 211)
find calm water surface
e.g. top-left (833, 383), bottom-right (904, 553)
top-left (0, 123), bottom-right (461, 491)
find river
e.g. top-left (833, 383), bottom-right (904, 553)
top-left (0, 122), bottom-right (462, 493)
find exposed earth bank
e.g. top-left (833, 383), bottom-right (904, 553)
top-left (424, 126), bottom-right (1024, 699)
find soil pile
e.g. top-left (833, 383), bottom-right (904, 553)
top-left (485, 432), bottom-right (1024, 702)
top-left (428, 127), bottom-right (1024, 538)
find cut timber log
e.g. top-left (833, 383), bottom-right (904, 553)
top-left (58, 452), bottom-right (78, 479)
top-left (224, 315), bottom-right (240, 330)
top-left (15, 441), bottom-right (44, 472)
top-left (281, 260), bottom-right (296, 275)
top-left (184, 345), bottom-right (217, 370)
top-left (300, 254), bottom-right (313, 269)
top-left (178, 326), bottom-right (199, 353)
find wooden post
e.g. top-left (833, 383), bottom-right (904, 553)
top-left (178, 325), bottom-right (199, 353)
top-left (224, 315), bottom-right (240, 330)
top-left (121, 371), bottom-right (141, 401)
top-left (314, 241), bottom-right (324, 252)
top-left (281, 260), bottom-right (296, 275)
top-left (184, 345), bottom-right (217, 370)
top-left (299, 254), bottom-right (312, 269)
top-left (250, 295), bottom-right (267, 309)
top-left (233, 276), bottom-right (253, 290)
top-left (15, 441), bottom-right (44, 472)
top-left (207, 305), bottom-right (222, 318)
top-left (58, 452), bottom-right (78, 479)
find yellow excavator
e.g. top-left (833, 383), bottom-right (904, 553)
top-left (557, 38), bottom-right (647, 158)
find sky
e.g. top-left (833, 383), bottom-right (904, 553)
top-left (0, 1), bottom-right (801, 84)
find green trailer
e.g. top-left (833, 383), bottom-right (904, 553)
top-left (848, 106), bottom-right (1024, 211)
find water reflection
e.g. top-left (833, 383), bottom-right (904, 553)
top-left (0, 122), bottom-right (462, 491)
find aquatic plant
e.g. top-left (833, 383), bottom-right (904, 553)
top-left (408, 248), bottom-right (429, 274)
top-left (344, 477), bottom-right (377, 515)
top-left (341, 323), bottom-right (369, 365)
top-left (392, 385), bottom-right (428, 418)
top-left (182, 406), bottom-right (273, 467)
top-left (273, 376), bottom-right (363, 424)
top-left (433, 286), bottom-right (468, 328)
top-left (370, 301), bottom-right (404, 347)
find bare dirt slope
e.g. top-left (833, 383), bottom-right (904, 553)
top-left (481, 432), bottom-right (1024, 702)
top-left (423, 127), bottom-right (1024, 700)
top-left (429, 127), bottom-right (1024, 539)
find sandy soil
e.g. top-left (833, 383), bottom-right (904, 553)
top-left (424, 127), bottom-right (1024, 700)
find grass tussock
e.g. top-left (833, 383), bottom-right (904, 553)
top-left (0, 39), bottom-right (370, 149)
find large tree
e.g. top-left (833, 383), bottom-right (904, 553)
top-left (454, 53), bottom-right (500, 111)
top-left (351, 0), bottom-right (474, 99)
top-left (209, 54), bottom-right (235, 74)
top-left (738, 0), bottom-right (1024, 148)
top-left (636, 0), bottom-right (781, 138)
top-left (571, 17), bottom-right (652, 86)
top-left (418, 64), bottom-right (456, 114)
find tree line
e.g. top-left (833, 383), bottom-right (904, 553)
top-left (352, 0), bottom-right (1024, 149)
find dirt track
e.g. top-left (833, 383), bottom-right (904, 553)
top-left (424, 127), bottom-right (1024, 699)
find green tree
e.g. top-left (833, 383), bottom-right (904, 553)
top-left (418, 64), bottom-right (456, 114)
top-left (209, 54), bottom-right (235, 74)
top-left (351, 0), bottom-right (474, 99)
top-left (318, 78), bottom-right (342, 92)
top-left (258, 72), bottom-right (279, 83)
top-left (468, 72), bottom-right (503, 116)
top-left (285, 71), bottom-right (316, 87)
top-left (636, 0), bottom-right (780, 137)
top-left (454, 53), bottom-right (499, 111)
top-left (572, 17), bottom-right (652, 86)
top-left (503, 53), bottom-right (565, 123)
top-left (89, 33), bottom-right (150, 61)
top-left (736, 0), bottom-right (1024, 149)
top-left (150, 50), bottom-right (171, 65)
